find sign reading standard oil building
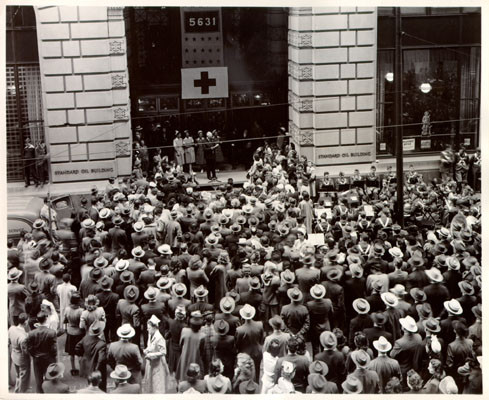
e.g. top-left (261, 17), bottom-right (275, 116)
top-left (315, 145), bottom-right (375, 165)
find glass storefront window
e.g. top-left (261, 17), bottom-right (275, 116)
top-left (158, 96), bottom-right (179, 111)
top-left (376, 8), bottom-right (480, 156)
top-left (232, 93), bottom-right (250, 107)
top-left (137, 97), bottom-right (157, 112)
top-left (208, 98), bottom-right (226, 108)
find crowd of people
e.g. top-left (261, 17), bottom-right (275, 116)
top-left (7, 141), bottom-right (482, 394)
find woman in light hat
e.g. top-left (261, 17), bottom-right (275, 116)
top-left (142, 315), bottom-right (170, 393)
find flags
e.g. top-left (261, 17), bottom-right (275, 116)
top-left (181, 67), bottom-right (228, 99)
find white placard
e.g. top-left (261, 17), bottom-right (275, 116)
top-left (181, 67), bottom-right (228, 99)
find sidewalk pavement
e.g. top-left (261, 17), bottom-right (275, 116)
top-left (7, 169), bottom-right (249, 199)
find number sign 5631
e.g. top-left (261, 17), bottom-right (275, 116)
top-left (185, 11), bottom-right (219, 32)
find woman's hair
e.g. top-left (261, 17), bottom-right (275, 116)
top-left (354, 331), bottom-right (369, 349)
top-left (429, 358), bottom-right (444, 380)
top-left (209, 358), bottom-right (223, 377)
top-left (406, 369), bottom-right (423, 391)
top-left (385, 376), bottom-right (403, 393)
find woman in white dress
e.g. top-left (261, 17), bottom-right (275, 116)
top-left (173, 131), bottom-right (185, 167)
top-left (183, 130), bottom-right (195, 175)
top-left (142, 315), bottom-right (170, 393)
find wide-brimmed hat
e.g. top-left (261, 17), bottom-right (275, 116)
top-left (239, 379), bottom-right (259, 394)
top-left (437, 227), bottom-right (450, 239)
top-left (124, 285), bottom-right (139, 302)
top-left (446, 256), bottom-right (461, 271)
top-left (230, 223), bottom-right (241, 233)
top-left (157, 244), bottom-right (172, 255)
top-left (119, 270), bottom-right (134, 284)
top-left (308, 373), bottom-right (330, 393)
top-left (399, 315), bottom-right (418, 333)
top-left (112, 216), bottom-right (123, 226)
top-left (351, 349), bottom-right (371, 368)
top-left (372, 243), bottom-right (385, 256)
top-left (239, 304), bottom-right (256, 320)
top-left (33, 219), bottom-right (46, 229)
top-left (458, 280), bottom-right (475, 296)
top-left (144, 286), bottom-right (158, 300)
top-left (373, 336), bottom-right (392, 353)
top-left (99, 208), bottom-right (111, 219)
top-left (268, 315), bottom-right (285, 331)
top-left (309, 360), bottom-right (328, 376)
top-left (214, 319), bottom-right (230, 335)
top-left (39, 257), bottom-right (52, 270)
top-left (417, 302), bottom-right (432, 319)
top-left (81, 218), bottom-right (96, 229)
top-left (353, 298), bottom-right (370, 314)
top-left (117, 323), bottom-right (135, 339)
top-left (194, 285), bottom-right (209, 298)
top-left (45, 362), bottom-right (65, 380)
top-left (381, 292), bottom-right (399, 308)
top-left (207, 375), bottom-right (228, 394)
top-left (7, 268), bottom-right (23, 281)
top-left (408, 255), bottom-right (425, 268)
top-left (156, 276), bottom-right (172, 290)
top-left (310, 284), bottom-right (326, 299)
top-left (134, 218), bottom-right (147, 231)
top-left (390, 284), bottom-right (407, 297)
top-left (89, 267), bottom-right (104, 281)
top-left (110, 364), bottom-right (132, 380)
top-left (320, 331), bottom-right (337, 349)
top-left (205, 234), bottom-right (218, 246)
top-left (287, 287), bottom-right (303, 302)
top-left (425, 267), bottom-right (443, 283)
top-left (326, 268), bottom-right (342, 282)
top-left (371, 312), bottom-right (387, 326)
top-left (410, 287), bottom-right (427, 302)
top-left (388, 246), bottom-right (403, 259)
top-left (444, 299), bottom-right (463, 315)
top-left (471, 304), bottom-right (481, 319)
top-left (89, 320), bottom-right (105, 336)
top-left (148, 314), bottom-right (161, 326)
top-left (423, 317), bottom-right (441, 333)
top-left (93, 257), bottom-right (108, 269)
top-left (172, 282), bottom-right (187, 297)
top-left (439, 376), bottom-right (458, 394)
top-left (219, 296), bottom-right (235, 313)
top-left (280, 269), bottom-right (295, 283)
top-left (433, 242), bottom-right (448, 255)
top-left (349, 263), bottom-right (364, 278)
top-left (115, 259), bottom-right (129, 272)
top-left (131, 246), bottom-right (145, 258)
top-left (342, 375), bottom-right (363, 394)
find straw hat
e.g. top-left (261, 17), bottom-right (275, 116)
top-left (381, 292), bottom-right (399, 308)
top-left (110, 364), bottom-right (132, 380)
top-left (219, 296), bottom-right (236, 313)
top-left (319, 331), bottom-right (337, 349)
top-left (373, 336), bottom-right (392, 353)
top-left (239, 304), bottom-right (256, 320)
top-left (342, 375), bottom-right (363, 394)
top-left (117, 324), bottom-right (135, 339)
top-left (399, 316), bottom-right (418, 333)
top-left (352, 298), bottom-right (370, 314)
top-left (444, 299), bottom-right (463, 315)
top-left (425, 267), bottom-right (443, 283)
top-left (45, 362), bottom-right (65, 380)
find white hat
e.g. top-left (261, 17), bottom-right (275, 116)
top-left (148, 314), bottom-right (161, 326)
top-left (399, 316), bottom-right (418, 333)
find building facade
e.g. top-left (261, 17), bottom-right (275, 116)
top-left (5, 6), bottom-right (481, 183)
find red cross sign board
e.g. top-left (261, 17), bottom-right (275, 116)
top-left (181, 67), bottom-right (228, 99)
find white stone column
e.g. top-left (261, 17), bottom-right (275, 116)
top-left (288, 7), bottom-right (377, 175)
top-left (34, 6), bottom-right (132, 183)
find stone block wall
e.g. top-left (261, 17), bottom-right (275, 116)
top-left (288, 7), bottom-right (377, 175)
top-left (34, 6), bottom-right (132, 183)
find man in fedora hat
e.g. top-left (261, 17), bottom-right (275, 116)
top-left (80, 267), bottom-right (104, 300)
top-left (128, 246), bottom-right (146, 281)
top-left (322, 268), bottom-right (346, 331)
top-left (263, 315), bottom-right (290, 358)
top-left (110, 364), bottom-right (140, 393)
top-left (235, 304), bottom-right (264, 381)
top-left (280, 287), bottom-right (310, 339)
top-left (381, 292), bottom-right (402, 342)
top-left (295, 254), bottom-right (320, 300)
top-left (42, 362), bottom-right (69, 393)
top-left (344, 263), bottom-right (366, 321)
top-left (140, 286), bottom-right (164, 346)
top-left (116, 285), bottom-right (141, 345)
top-left (108, 325), bottom-right (143, 386)
top-left (457, 281), bottom-right (478, 326)
top-left (347, 349), bottom-right (379, 393)
top-left (167, 283), bottom-right (191, 318)
top-left (108, 215), bottom-right (128, 253)
top-left (363, 312), bottom-right (393, 351)
top-left (341, 374), bottom-right (363, 394)
top-left (25, 311), bottom-right (58, 393)
top-left (34, 257), bottom-right (57, 304)
top-left (307, 372), bottom-right (338, 393)
top-left (187, 284), bottom-right (213, 314)
top-left (368, 336), bottom-right (401, 393)
top-left (315, 331), bottom-right (346, 391)
top-left (96, 276), bottom-right (119, 342)
top-left (8, 268), bottom-right (26, 327)
top-left (390, 316), bottom-right (423, 389)
top-left (349, 298), bottom-right (373, 347)
top-left (75, 320), bottom-right (108, 391)
top-left (423, 267), bottom-right (450, 318)
top-left (213, 320), bottom-right (236, 379)
top-left (439, 299), bottom-right (465, 345)
top-left (215, 296), bottom-right (240, 337)
top-left (406, 254), bottom-right (430, 291)
top-left (306, 284), bottom-right (333, 356)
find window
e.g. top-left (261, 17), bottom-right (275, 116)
top-left (6, 6), bottom-right (44, 182)
top-left (376, 7), bottom-right (481, 155)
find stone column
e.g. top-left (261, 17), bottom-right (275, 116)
top-left (288, 7), bottom-right (377, 175)
top-left (34, 6), bottom-right (132, 183)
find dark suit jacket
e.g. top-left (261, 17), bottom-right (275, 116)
top-left (96, 290), bottom-right (119, 321)
top-left (314, 349), bottom-right (346, 389)
top-left (111, 382), bottom-right (140, 394)
top-left (235, 320), bottom-right (264, 358)
top-left (423, 283), bottom-right (450, 318)
top-left (108, 227), bottom-right (128, 252)
top-left (349, 314), bottom-right (373, 347)
top-left (215, 312), bottom-right (240, 337)
top-left (26, 325), bottom-right (57, 360)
